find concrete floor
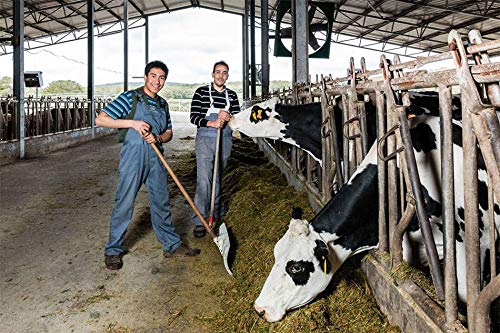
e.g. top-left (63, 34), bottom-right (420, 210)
top-left (0, 112), bottom-right (230, 333)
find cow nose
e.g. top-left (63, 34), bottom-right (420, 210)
top-left (254, 306), bottom-right (266, 318)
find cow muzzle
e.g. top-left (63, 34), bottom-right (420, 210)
top-left (254, 304), bottom-right (283, 322)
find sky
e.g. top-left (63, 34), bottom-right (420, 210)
top-left (0, 8), bottom-right (432, 88)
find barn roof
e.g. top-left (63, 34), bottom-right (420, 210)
top-left (1, 0), bottom-right (500, 57)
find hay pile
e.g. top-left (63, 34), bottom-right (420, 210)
top-left (207, 136), bottom-right (399, 333)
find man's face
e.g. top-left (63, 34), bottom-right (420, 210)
top-left (143, 67), bottom-right (167, 97)
top-left (212, 64), bottom-right (229, 88)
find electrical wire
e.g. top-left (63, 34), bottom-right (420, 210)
top-left (26, 49), bottom-right (124, 75)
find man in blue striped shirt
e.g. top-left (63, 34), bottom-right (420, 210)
top-left (190, 61), bottom-right (240, 238)
top-left (96, 60), bottom-right (200, 270)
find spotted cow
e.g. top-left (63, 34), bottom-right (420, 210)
top-left (252, 95), bottom-right (500, 323)
top-left (229, 97), bottom-right (324, 163)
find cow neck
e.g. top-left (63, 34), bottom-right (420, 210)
top-left (310, 155), bottom-right (379, 251)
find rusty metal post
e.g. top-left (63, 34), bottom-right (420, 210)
top-left (463, 105), bottom-right (481, 333)
top-left (380, 56), bottom-right (399, 265)
top-left (341, 95), bottom-right (350, 181)
top-left (396, 106), bottom-right (445, 300)
top-left (439, 85), bottom-right (459, 326)
top-left (376, 90), bottom-right (388, 253)
top-left (474, 275), bottom-right (500, 333)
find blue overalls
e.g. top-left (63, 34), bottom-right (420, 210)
top-left (192, 86), bottom-right (233, 227)
top-left (105, 93), bottom-right (181, 256)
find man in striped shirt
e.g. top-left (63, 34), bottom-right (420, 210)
top-left (96, 60), bottom-right (200, 270)
top-left (190, 61), bottom-right (240, 238)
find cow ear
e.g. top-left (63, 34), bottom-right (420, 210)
top-left (291, 207), bottom-right (303, 219)
top-left (289, 218), bottom-right (310, 236)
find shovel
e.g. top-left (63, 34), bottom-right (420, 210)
top-left (208, 128), bottom-right (222, 228)
top-left (149, 142), bottom-right (233, 276)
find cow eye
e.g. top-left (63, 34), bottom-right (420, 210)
top-left (288, 263), bottom-right (304, 274)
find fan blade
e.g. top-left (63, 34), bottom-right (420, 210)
top-left (310, 22), bottom-right (329, 32)
top-left (280, 27), bottom-right (292, 39)
top-left (308, 4), bottom-right (317, 23)
top-left (309, 31), bottom-right (320, 50)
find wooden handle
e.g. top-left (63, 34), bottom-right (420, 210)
top-left (209, 128), bottom-right (222, 224)
top-left (149, 143), bottom-right (217, 239)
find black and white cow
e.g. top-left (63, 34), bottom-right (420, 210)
top-left (252, 95), bottom-right (500, 322)
top-left (229, 97), bottom-right (324, 163)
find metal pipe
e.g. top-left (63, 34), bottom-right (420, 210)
top-left (123, 0), bottom-right (128, 91)
top-left (463, 105), bottom-right (481, 333)
top-left (376, 90), bottom-right (388, 253)
top-left (474, 275), bottom-right (500, 333)
top-left (439, 85), bottom-right (458, 326)
top-left (250, 0), bottom-right (256, 98)
top-left (87, 0), bottom-right (95, 138)
top-left (261, 0), bottom-right (269, 98)
top-left (397, 106), bottom-right (445, 300)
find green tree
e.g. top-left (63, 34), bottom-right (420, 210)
top-left (0, 76), bottom-right (12, 96)
top-left (43, 80), bottom-right (85, 94)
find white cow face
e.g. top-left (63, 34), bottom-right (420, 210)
top-left (254, 218), bottom-right (333, 322)
top-left (229, 97), bottom-right (287, 139)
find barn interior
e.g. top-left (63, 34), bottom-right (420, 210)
top-left (1, 1), bottom-right (500, 332)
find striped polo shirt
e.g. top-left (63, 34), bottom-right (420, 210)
top-left (190, 84), bottom-right (240, 128)
top-left (103, 89), bottom-right (172, 129)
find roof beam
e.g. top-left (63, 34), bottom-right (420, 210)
top-left (335, 0), bottom-right (385, 34)
top-left (95, 0), bottom-right (122, 21)
top-left (357, 0), bottom-right (433, 39)
top-left (25, 2), bottom-right (78, 31)
top-left (0, 8), bottom-right (53, 36)
top-left (128, 0), bottom-right (145, 17)
top-left (392, 0), bottom-right (500, 22)
top-left (399, 5), bottom-right (500, 49)
top-left (379, 0), bottom-right (481, 45)
top-left (158, 0), bottom-right (170, 12)
top-left (54, 0), bottom-right (102, 26)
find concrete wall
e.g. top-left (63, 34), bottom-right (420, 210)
top-left (0, 127), bottom-right (116, 165)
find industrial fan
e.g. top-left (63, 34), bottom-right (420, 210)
top-left (274, 0), bottom-right (335, 58)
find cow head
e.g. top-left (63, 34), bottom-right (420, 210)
top-left (229, 97), bottom-right (286, 139)
top-left (254, 209), bottom-right (333, 322)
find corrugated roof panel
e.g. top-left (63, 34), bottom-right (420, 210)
top-left (1, 0), bottom-right (500, 58)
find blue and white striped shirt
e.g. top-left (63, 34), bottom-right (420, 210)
top-left (103, 90), bottom-right (172, 129)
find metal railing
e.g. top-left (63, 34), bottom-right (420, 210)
top-left (259, 29), bottom-right (499, 333)
top-left (0, 96), bottom-right (111, 141)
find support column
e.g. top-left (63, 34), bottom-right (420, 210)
top-left (250, 0), bottom-right (256, 99)
top-left (87, 0), bottom-right (95, 137)
top-left (145, 16), bottom-right (149, 65)
top-left (261, 0), bottom-right (269, 98)
top-left (292, 0), bottom-right (309, 85)
top-left (123, 0), bottom-right (128, 91)
top-left (13, 0), bottom-right (24, 158)
top-left (242, 1), bottom-right (249, 100)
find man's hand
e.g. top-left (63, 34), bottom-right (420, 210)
top-left (143, 131), bottom-right (157, 144)
top-left (132, 120), bottom-right (151, 136)
top-left (218, 110), bottom-right (231, 122)
top-left (208, 118), bottom-right (225, 128)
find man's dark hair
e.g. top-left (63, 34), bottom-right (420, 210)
top-left (145, 60), bottom-right (169, 76)
top-left (212, 60), bottom-right (229, 73)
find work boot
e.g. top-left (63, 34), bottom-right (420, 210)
top-left (193, 225), bottom-right (207, 238)
top-left (104, 254), bottom-right (123, 270)
top-left (163, 243), bottom-right (201, 258)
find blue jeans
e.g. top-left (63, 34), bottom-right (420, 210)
top-left (192, 131), bottom-right (232, 226)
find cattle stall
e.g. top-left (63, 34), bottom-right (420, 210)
top-left (0, 95), bottom-right (110, 141)
top-left (255, 29), bottom-right (499, 333)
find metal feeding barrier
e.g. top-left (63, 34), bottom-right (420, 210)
top-left (257, 29), bottom-right (499, 333)
top-left (0, 96), bottom-right (111, 141)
